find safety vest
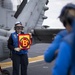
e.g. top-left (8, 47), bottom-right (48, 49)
top-left (11, 32), bottom-right (28, 54)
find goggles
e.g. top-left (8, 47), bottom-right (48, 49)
top-left (15, 26), bottom-right (24, 30)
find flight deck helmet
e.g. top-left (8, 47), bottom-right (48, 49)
top-left (14, 21), bottom-right (24, 30)
top-left (59, 3), bottom-right (75, 27)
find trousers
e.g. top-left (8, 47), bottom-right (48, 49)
top-left (12, 53), bottom-right (28, 75)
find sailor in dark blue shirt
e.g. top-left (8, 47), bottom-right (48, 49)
top-left (52, 3), bottom-right (75, 75)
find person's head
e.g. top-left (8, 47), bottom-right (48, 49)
top-left (59, 3), bottom-right (75, 32)
top-left (14, 21), bottom-right (24, 33)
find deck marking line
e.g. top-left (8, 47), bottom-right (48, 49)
top-left (0, 55), bottom-right (44, 69)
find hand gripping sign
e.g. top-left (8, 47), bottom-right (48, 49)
top-left (18, 34), bottom-right (31, 50)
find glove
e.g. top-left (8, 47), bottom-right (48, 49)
top-left (29, 33), bottom-right (32, 38)
top-left (14, 48), bottom-right (21, 52)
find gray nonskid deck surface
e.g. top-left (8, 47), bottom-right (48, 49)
top-left (0, 43), bottom-right (55, 75)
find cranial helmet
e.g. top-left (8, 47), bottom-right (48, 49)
top-left (59, 3), bottom-right (75, 27)
top-left (14, 21), bottom-right (24, 30)
top-left (15, 21), bottom-right (22, 26)
top-left (59, 3), bottom-right (75, 18)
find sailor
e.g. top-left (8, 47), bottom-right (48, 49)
top-left (44, 2), bottom-right (74, 63)
top-left (52, 3), bottom-right (75, 75)
top-left (7, 21), bottom-right (30, 75)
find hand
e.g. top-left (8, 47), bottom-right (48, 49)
top-left (55, 50), bottom-right (58, 57)
top-left (29, 33), bottom-right (32, 38)
top-left (14, 48), bottom-right (21, 52)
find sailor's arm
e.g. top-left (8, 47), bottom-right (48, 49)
top-left (44, 34), bottom-right (62, 63)
top-left (7, 34), bottom-right (14, 50)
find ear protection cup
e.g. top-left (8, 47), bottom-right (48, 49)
top-left (14, 27), bottom-right (15, 30)
top-left (14, 26), bottom-right (16, 30)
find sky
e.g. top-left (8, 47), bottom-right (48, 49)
top-left (42, 0), bottom-right (75, 29)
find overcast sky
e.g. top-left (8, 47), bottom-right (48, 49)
top-left (42, 0), bottom-right (75, 29)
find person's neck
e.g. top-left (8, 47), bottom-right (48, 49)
top-left (16, 31), bottom-right (21, 34)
